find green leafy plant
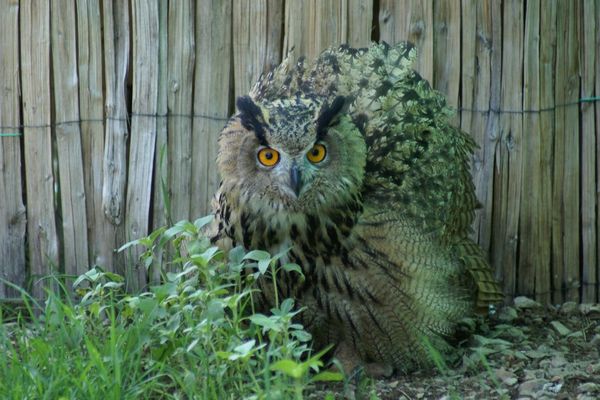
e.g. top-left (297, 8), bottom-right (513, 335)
top-left (0, 217), bottom-right (342, 399)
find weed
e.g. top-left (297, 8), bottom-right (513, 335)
top-left (0, 217), bottom-right (342, 399)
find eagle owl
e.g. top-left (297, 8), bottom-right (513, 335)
top-left (212, 42), bottom-right (502, 375)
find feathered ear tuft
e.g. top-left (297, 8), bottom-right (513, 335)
top-left (316, 96), bottom-right (348, 141)
top-left (236, 96), bottom-right (268, 145)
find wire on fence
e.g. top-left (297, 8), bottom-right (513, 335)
top-left (0, 112), bottom-right (230, 137)
top-left (1, 96), bottom-right (599, 137)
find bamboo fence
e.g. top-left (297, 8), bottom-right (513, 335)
top-left (0, 0), bottom-right (598, 304)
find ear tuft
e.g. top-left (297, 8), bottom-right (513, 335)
top-left (237, 96), bottom-right (268, 145)
top-left (316, 96), bottom-right (347, 141)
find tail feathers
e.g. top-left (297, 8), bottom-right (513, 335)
top-left (456, 239), bottom-right (504, 313)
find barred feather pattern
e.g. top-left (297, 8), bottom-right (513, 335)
top-left (213, 42), bottom-right (503, 374)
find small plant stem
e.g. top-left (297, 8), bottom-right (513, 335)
top-left (270, 261), bottom-right (279, 308)
top-left (109, 300), bottom-right (122, 400)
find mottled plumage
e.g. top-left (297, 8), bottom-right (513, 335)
top-left (212, 42), bottom-right (502, 374)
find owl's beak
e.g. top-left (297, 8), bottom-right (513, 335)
top-left (289, 163), bottom-right (302, 197)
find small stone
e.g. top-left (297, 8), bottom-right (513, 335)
top-left (388, 380), bottom-right (399, 388)
top-left (504, 377), bottom-right (518, 386)
top-left (567, 331), bottom-right (584, 339)
top-left (498, 306), bottom-right (518, 322)
top-left (519, 379), bottom-right (547, 397)
top-left (579, 304), bottom-right (600, 318)
top-left (577, 395), bottom-right (598, 400)
top-left (560, 301), bottom-right (578, 315)
top-left (586, 363), bottom-right (600, 375)
top-left (514, 296), bottom-right (542, 309)
top-left (526, 349), bottom-right (551, 359)
top-left (578, 382), bottom-right (600, 393)
top-left (550, 320), bottom-right (572, 336)
top-left (579, 303), bottom-right (593, 314)
top-left (542, 381), bottom-right (563, 394)
top-left (495, 368), bottom-right (518, 386)
top-left (523, 369), bottom-right (539, 381)
top-left (550, 354), bottom-right (568, 368)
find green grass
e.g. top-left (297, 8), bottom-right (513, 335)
top-left (0, 217), bottom-right (342, 399)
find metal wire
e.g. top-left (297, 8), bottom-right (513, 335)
top-left (1, 96), bottom-right (598, 137)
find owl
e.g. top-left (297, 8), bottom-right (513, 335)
top-left (212, 42), bottom-right (502, 375)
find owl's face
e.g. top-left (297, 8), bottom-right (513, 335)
top-left (217, 95), bottom-right (366, 217)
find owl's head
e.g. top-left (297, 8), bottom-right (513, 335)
top-left (217, 95), bottom-right (366, 217)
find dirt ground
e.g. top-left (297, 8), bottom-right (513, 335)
top-left (316, 297), bottom-right (600, 400)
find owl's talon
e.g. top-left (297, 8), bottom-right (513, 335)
top-left (333, 342), bottom-right (393, 379)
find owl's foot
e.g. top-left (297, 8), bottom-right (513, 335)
top-left (333, 341), bottom-right (393, 378)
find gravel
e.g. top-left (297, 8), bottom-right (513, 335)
top-left (314, 298), bottom-right (600, 399)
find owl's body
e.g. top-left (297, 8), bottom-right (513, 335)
top-left (213, 43), bottom-right (502, 373)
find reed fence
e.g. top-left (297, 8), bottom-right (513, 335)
top-left (0, 0), bottom-right (598, 304)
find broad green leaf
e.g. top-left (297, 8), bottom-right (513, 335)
top-left (258, 259), bottom-right (270, 274)
top-left (151, 282), bottom-right (177, 301)
top-left (234, 339), bottom-right (255, 356)
top-left (191, 247), bottom-right (221, 267)
top-left (103, 271), bottom-right (125, 282)
top-left (292, 330), bottom-right (312, 342)
top-left (228, 246), bottom-right (246, 264)
top-left (279, 298), bottom-right (295, 315)
top-left (249, 313), bottom-right (281, 332)
top-left (270, 359), bottom-right (307, 379)
top-left (118, 239), bottom-right (143, 252)
top-left (216, 351), bottom-right (232, 359)
top-left (194, 215), bottom-right (214, 229)
top-left (243, 250), bottom-right (271, 262)
top-left (206, 300), bottom-right (225, 320)
top-left (102, 282), bottom-right (123, 289)
top-left (164, 220), bottom-right (196, 241)
top-left (311, 371), bottom-right (344, 382)
top-left (282, 263), bottom-right (304, 277)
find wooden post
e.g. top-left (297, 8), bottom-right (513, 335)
top-left (167, 0), bottom-right (195, 223)
top-left (151, 0), bottom-right (169, 284)
top-left (378, 0), bottom-right (434, 83)
top-left (77, 0), bottom-right (115, 272)
top-left (312, 0), bottom-right (346, 56)
top-left (553, 0), bottom-right (580, 302)
top-left (20, 0), bottom-right (59, 299)
top-left (0, 0), bottom-right (26, 297)
top-left (538, 0), bottom-right (556, 304)
top-left (126, 0), bottom-right (160, 291)
top-left (191, 0), bottom-right (232, 217)
top-left (483, 1), bottom-right (503, 282)
top-left (433, 0), bottom-right (461, 123)
top-left (492, 0), bottom-right (523, 300)
top-left (461, 1), bottom-right (498, 262)
top-left (282, 0), bottom-right (312, 63)
top-left (51, 0), bottom-right (90, 285)
top-left (283, 0), bottom-right (372, 63)
top-left (596, 0), bottom-right (600, 303)
top-left (346, 0), bottom-right (373, 47)
top-left (102, 0), bottom-right (130, 276)
top-left (519, 0), bottom-right (543, 300)
top-left (233, 0), bottom-right (283, 98)
top-left (581, 0), bottom-right (597, 303)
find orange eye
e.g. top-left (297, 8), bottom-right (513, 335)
top-left (257, 147), bottom-right (280, 167)
top-left (306, 143), bottom-right (327, 163)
